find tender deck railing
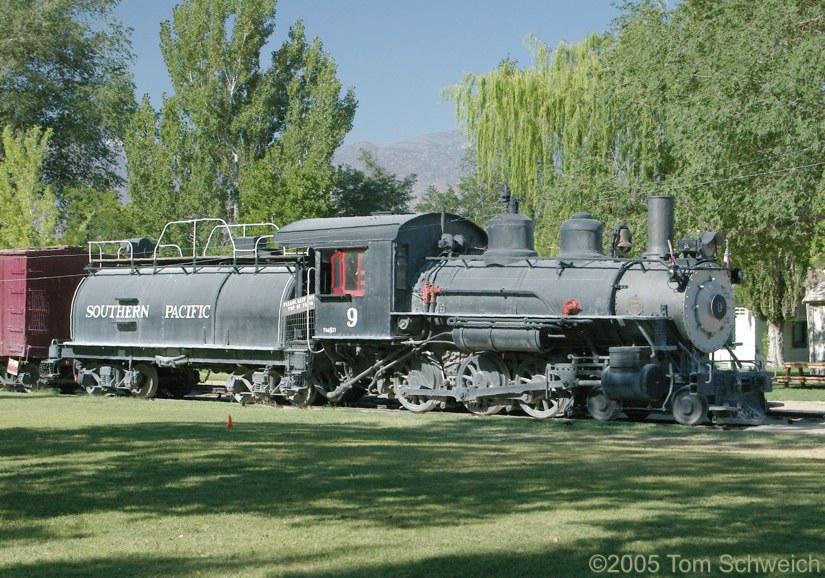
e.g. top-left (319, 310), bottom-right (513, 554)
top-left (87, 219), bottom-right (294, 270)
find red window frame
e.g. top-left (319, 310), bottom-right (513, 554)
top-left (331, 249), bottom-right (366, 297)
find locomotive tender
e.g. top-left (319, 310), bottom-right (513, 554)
top-left (51, 195), bottom-right (770, 425)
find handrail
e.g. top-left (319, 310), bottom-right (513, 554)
top-left (203, 222), bottom-right (279, 258)
top-left (87, 219), bottom-right (285, 270)
top-left (87, 238), bottom-right (140, 268)
top-left (154, 218), bottom-right (231, 262)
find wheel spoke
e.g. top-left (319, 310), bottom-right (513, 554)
top-left (458, 353), bottom-right (506, 416)
top-left (515, 358), bottom-right (562, 420)
top-left (394, 355), bottom-right (442, 413)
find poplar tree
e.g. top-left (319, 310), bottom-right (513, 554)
top-left (125, 0), bottom-right (356, 232)
top-left (0, 127), bottom-right (57, 247)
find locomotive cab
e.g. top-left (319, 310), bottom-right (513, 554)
top-left (275, 213), bottom-right (487, 341)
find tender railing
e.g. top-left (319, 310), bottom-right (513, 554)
top-left (87, 219), bottom-right (286, 270)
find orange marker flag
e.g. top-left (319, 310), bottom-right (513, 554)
top-left (227, 415), bottom-right (233, 429)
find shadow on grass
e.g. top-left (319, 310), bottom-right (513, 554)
top-left (1, 411), bottom-right (823, 575)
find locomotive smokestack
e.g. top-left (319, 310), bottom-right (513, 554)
top-left (644, 195), bottom-right (674, 258)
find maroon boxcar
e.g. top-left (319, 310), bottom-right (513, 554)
top-left (0, 247), bottom-right (87, 390)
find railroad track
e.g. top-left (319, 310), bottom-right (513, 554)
top-left (181, 384), bottom-right (825, 427)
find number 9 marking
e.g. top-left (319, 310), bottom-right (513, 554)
top-left (346, 307), bottom-right (358, 327)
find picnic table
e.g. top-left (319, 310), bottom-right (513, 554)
top-left (775, 362), bottom-right (825, 387)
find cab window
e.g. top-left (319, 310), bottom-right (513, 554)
top-left (331, 249), bottom-right (366, 296)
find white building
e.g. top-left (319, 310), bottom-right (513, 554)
top-left (803, 280), bottom-right (825, 364)
top-left (714, 270), bottom-right (825, 370)
top-left (713, 306), bottom-right (809, 368)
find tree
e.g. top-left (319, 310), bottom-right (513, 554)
top-left (416, 156), bottom-right (501, 225)
top-left (450, 0), bottom-right (825, 365)
top-left (447, 39), bottom-right (660, 253)
top-left (126, 0), bottom-right (356, 231)
top-left (61, 186), bottom-right (131, 245)
top-left (330, 150), bottom-right (414, 217)
top-left (417, 184), bottom-right (461, 215)
top-left (0, 126), bottom-right (57, 247)
top-left (609, 0), bottom-right (825, 366)
top-left (0, 0), bottom-right (135, 192)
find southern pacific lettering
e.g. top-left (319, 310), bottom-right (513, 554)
top-left (86, 304), bottom-right (150, 319)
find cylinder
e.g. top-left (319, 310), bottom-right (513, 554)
top-left (601, 346), bottom-right (668, 401)
top-left (644, 196), bottom-right (674, 258)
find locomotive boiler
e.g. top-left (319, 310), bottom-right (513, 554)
top-left (53, 195), bottom-right (770, 425)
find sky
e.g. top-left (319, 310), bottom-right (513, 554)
top-left (115, 0), bottom-right (622, 145)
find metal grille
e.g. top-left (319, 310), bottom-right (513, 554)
top-left (283, 309), bottom-right (315, 346)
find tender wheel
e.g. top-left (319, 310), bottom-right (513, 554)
top-left (165, 368), bottom-right (200, 399)
top-left (671, 389), bottom-right (708, 425)
top-left (394, 355), bottom-right (443, 413)
top-left (457, 352), bottom-right (507, 416)
top-left (515, 359), bottom-right (562, 419)
top-left (19, 364), bottom-right (40, 392)
top-left (83, 368), bottom-right (105, 395)
top-left (284, 367), bottom-right (331, 408)
top-left (131, 363), bottom-right (159, 398)
top-left (586, 387), bottom-right (621, 421)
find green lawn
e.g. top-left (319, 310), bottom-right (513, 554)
top-left (1, 391), bottom-right (823, 577)
top-left (767, 384), bottom-right (825, 402)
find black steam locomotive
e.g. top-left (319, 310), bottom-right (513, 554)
top-left (47, 195), bottom-right (770, 425)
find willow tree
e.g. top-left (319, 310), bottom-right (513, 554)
top-left (448, 35), bottom-right (667, 251)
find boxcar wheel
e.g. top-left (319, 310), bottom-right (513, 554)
top-left (20, 364), bottom-right (40, 392)
top-left (132, 363), bottom-right (159, 398)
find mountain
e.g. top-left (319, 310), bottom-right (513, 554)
top-left (333, 130), bottom-right (468, 204)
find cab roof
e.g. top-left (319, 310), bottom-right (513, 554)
top-left (275, 212), bottom-right (486, 248)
